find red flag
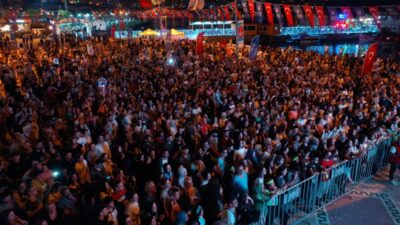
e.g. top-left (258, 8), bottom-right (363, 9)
top-left (341, 7), bottom-right (353, 19)
top-left (248, 0), bottom-right (255, 22)
top-left (315, 6), bottom-right (326, 26)
top-left (361, 43), bottom-right (379, 76)
top-left (114, 9), bottom-right (120, 17)
top-left (303, 6), bottom-right (315, 28)
top-left (196, 32), bottom-right (205, 55)
top-left (282, 5), bottom-right (293, 26)
top-left (220, 40), bottom-right (227, 49)
top-left (368, 6), bottom-right (381, 29)
top-left (217, 8), bottom-right (224, 20)
top-left (264, 3), bottom-right (274, 26)
top-left (224, 6), bottom-right (231, 20)
top-left (233, 2), bottom-right (242, 20)
top-left (140, 0), bottom-right (152, 9)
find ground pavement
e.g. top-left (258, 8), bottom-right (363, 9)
top-left (298, 167), bottom-right (400, 225)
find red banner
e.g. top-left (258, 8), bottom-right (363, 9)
top-left (210, 9), bottom-right (215, 20)
top-left (368, 6), bottom-right (381, 29)
top-left (196, 32), bottom-right (205, 55)
top-left (224, 6), bottom-right (231, 20)
top-left (341, 7), bottom-right (354, 19)
top-left (283, 5), bottom-right (293, 26)
top-left (140, 0), bottom-right (152, 9)
top-left (264, 3), bottom-right (274, 26)
top-left (315, 6), bottom-right (326, 26)
top-left (248, 0), bottom-right (255, 22)
top-left (361, 43), bottom-right (379, 76)
top-left (217, 8), bottom-right (224, 20)
top-left (233, 2), bottom-right (243, 20)
top-left (303, 6), bottom-right (315, 28)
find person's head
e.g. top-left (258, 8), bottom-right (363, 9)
top-left (115, 182), bottom-right (125, 192)
top-left (65, 152), bottom-right (73, 161)
top-left (131, 193), bottom-right (139, 203)
top-left (195, 205), bottom-right (204, 217)
top-left (175, 211), bottom-right (188, 225)
top-left (162, 150), bottom-right (169, 159)
top-left (104, 197), bottom-right (115, 212)
top-left (259, 167), bottom-right (267, 177)
top-left (7, 211), bottom-right (17, 223)
top-left (236, 164), bottom-right (244, 175)
top-left (164, 164), bottom-right (172, 172)
top-left (227, 193), bottom-right (239, 209)
top-left (145, 181), bottom-right (157, 195)
top-left (266, 179), bottom-right (276, 192)
top-left (151, 202), bottom-right (158, 213)
top-left (18, 181), bottom-right (27, 192)
top-left (169, 186), bottom-right (180, 201)
top-left (47, 203), bottom-right (57, 214)
top-left (79, 154), bottom-right (85, 162)
top-left (28, 187), bottom-right (38, 196)
top-left (184, 176), bottom-right (193, 188)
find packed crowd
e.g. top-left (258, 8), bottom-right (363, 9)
top-left (0, 34), bottom-right (399, 225)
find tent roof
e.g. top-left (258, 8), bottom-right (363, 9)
top-left (170, 29), bottom-right (184, 35)
top-left (139, 28), bottom-right (159, 36)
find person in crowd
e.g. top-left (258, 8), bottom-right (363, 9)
top-left (0, 34), bottom-right (398, 225)
top-left (389, 140), bottom-right (400, 184)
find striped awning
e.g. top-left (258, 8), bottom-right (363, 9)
top-left (0, 18), bottom-right (9, 24)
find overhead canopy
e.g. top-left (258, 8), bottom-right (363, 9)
top-left (139, 28), bottom-right (159, 36)
top-left (171, 29), bottom-right (184, 36)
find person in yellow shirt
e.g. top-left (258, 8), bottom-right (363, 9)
top-left (74, 155), bottom-right (91, 184)
top-left (125, 193), bottom-right (141, 225)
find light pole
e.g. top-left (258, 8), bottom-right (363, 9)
top-left (64, 0), bottom-right (69, 12)
top-left (152, 0), bottom-right (165, 37)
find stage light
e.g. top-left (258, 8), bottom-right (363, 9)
top-left (52, 171), bottom-right (60, 178)
top-left (338, 14), bottom-right (347, 20)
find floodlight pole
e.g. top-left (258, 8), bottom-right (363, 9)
top-left (64, 0), bottom-right (69, 12)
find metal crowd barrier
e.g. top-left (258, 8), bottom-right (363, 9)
top-left (252, 136), bottom-right (396, 225)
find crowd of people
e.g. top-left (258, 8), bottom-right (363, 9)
top-left (0, 34), bottom-right (399, 225)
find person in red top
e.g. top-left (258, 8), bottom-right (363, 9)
top-left (321, 152), bottom-right (335, 169)
top-left (321, 152), bottom-right (335, 182)
top-left (388, 140), bottom-right (400, 183)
